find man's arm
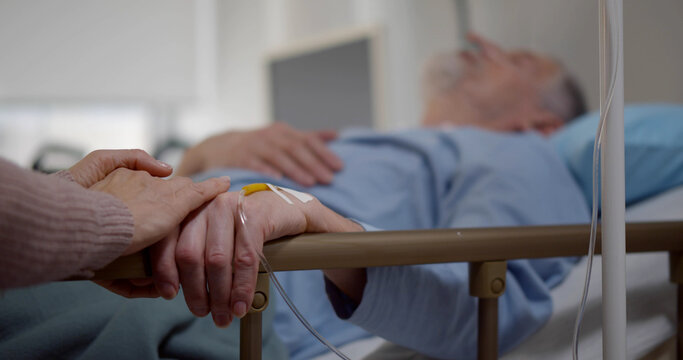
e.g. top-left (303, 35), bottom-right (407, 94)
top-left (320, 132), bottom-right (591, 359)
top-left (321, 268), bottom-right (367, 304)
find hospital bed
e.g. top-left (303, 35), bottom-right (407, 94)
top-left (92, 187), bottom-right (683, 360)
top-left (88, 1), bottom-right (683, 355)
top-left (84, 103), bottom-right (683, 360)
top-left (81, 101), bottom-right (683, 359)
top-left (316, 185), bottom-right (683, 360)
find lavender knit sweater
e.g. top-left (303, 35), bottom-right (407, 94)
top-left (0, 157), bottom-right (133, 289)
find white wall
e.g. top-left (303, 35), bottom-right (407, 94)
top-left (0, 0), bottom-right (197, 101)
top-left (0, 0), bottom-right (202, 164)
top-left (213, 0), bottom-right (683, 132)
top-left (3, 0), bottom-right (680, 166)
top-left (212, 0), bottom-right (458, 131)
top-left (0, 105), bottom-right (152, 167)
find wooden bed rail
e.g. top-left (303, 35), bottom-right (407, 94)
top-left (87, 221), bottom-right (683, 360)
top-left (93, 221), bottom-right (683, 280)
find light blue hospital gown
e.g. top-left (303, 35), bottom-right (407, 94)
top-left (196, 127), bottom-right (590, 360)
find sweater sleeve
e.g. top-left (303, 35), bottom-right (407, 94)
top-left (0, 158), bottom-right (134, 289)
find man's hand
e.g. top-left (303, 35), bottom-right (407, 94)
top-left (69, 149), bottom-right (173, 187)
top-left (151, 188), bottom-right (362, 328)
top-left (177, 123), bottom-right (343, 187)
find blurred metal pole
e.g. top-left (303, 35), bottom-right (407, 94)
top-left (600, 0), bottom-right (626, 358)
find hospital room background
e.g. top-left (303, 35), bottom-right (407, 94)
top-left (0, 0), bottom-right (681, 170)
top-left (2, 1), bottom-right (683, 359)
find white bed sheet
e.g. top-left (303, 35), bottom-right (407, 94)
top-left (315, 185), bottom-right (683, 360)
top-left (503, 254), bottom-right (675, 359)
top-left (504, 185), bottom-right (683, 359)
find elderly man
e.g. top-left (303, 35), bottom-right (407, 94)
top-left (420, 33), bottom-right (585, 133)
top-left (0, 35), bottom-right (589, 360)
top-left (149, 34), bottom-right (589, 359)
top-left (176, 34), bottom-right (586, 186)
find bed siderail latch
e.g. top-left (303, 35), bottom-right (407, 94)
top-left (240, 272), bottom-right (270, 360)
top-left (470, 260), bottom-right (507, 360)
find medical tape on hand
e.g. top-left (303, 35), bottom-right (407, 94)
top-left (241, 183), bottom-right (313, 204)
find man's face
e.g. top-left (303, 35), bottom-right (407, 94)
top-left (457, 47), bottom-right (559, 104)
top-left (424, 34), bottom-right (563, 134)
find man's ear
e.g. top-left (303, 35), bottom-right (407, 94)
top-left (529, 110), bottom-right (564, 136)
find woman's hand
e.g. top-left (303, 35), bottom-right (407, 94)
top-left (69, 149), bottom-right (173, 187)
top-left (176, 123), bottom-right (343, 187)
top-left (90, 169), bottom-right (231, 255)
top-left (152, 188), bottom-right (363, 328)
top-left (90, 169), bottom-right (231, 299)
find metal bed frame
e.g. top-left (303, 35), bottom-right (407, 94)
top-left (92, 221), bottom-right (683, 360)
top-left (92, 2), bottom-right (650, 357)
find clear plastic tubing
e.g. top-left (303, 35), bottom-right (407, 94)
top-left (237, 190), bottom-right (351, 360)
top-left (572, 0), bottom-right (625, 359)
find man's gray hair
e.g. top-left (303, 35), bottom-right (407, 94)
top-left (421, 50), bottom-right (462, 104)
top-left (540, 63), bottom-right (587, 122)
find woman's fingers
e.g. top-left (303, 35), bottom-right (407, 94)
top-left (205, 195), bottom-right (236, 327)
top-left (92, 170), bottom-right (230, 256)
top-left (70, 149), bottom-right (173, 187)
top-left (171, 176), bottom-right (231, 216)
top-left (93, 279), bottom-right (161, 298)
top-left (109, 149), bottom-right (173, 178)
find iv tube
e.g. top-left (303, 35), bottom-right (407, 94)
top-left (237, 190), bottom-right (351, 360)
top-left (572, 0), bottom-right (621, 358)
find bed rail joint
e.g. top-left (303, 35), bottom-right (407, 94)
top-left (250, 272), bottom-right (270, 313)
top-left (240, 272), bottom-right (269, 360)
top-left (469, 260), bottom-right (506, 299)
top-left (469, 261), bottom-right (506, 360)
